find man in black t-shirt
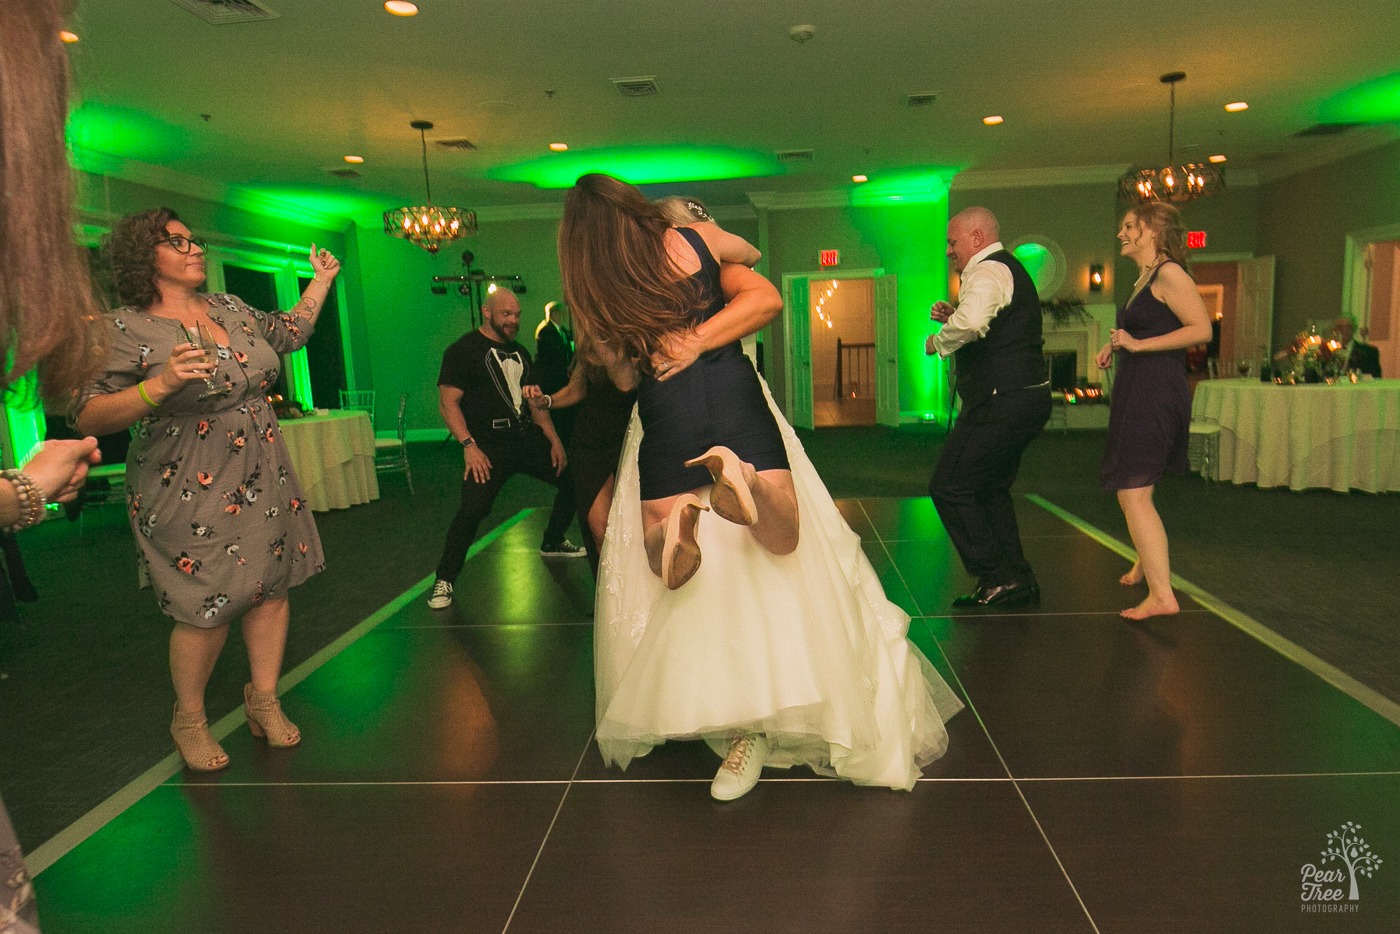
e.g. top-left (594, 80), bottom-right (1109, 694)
top-left (427, 291), bottom-right (583, 610)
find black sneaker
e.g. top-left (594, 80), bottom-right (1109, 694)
top-left (539, 539), bottom-right (587, 558)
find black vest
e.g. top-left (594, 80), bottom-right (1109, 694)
top-left (954, 250), bottom-right (1044, 407)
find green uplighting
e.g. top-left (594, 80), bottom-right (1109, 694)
top-left (225, 186), bottom-right (386, 228)
top-left (1011, 242), bottom-right (1051, 284)
top-left (1319, 72), bottom-right (1400, 124)
top-left (849, 167), bottom-right (955, 207)
top-left (489, 145), bottom-right (784, 189)
top-left (66, 102), bottom-right (188, 172)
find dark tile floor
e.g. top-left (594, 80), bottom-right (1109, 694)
top-left (30, 497), bottom-right (1400, 933)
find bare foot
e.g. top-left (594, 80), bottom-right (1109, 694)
top-left (1119, 562), bottom-right (1143, 586)
top-left (1120, 593), bottom-right (1179, 620)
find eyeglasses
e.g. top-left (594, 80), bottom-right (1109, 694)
top-left (159, 235), bottom-right (208, 254)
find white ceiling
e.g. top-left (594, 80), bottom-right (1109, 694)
top-left (65, 0), bottom-right (1400, 224)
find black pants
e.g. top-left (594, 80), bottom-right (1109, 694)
top-left (929, 387), bottom-right (1051, 588)
top-left (434, 428), bottom-right (575, 583)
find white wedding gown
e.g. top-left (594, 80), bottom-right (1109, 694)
top-left (594, 371), bottom-right (963, 790)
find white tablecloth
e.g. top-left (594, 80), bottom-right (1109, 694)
top-left (1191, 379), bottom-right (1400, 492)
top-left (278, 410), bottom-right (380, 510)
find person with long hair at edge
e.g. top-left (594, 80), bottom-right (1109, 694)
top-left (558, 174), bottom-right (961, 802)
top-left (0, 2), bottom-right (115, 929)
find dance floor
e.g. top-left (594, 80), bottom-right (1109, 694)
top-left (29, 496), bottom-right (1400, 933)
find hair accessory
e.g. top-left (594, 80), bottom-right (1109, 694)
top-left (2, 470), bottom-right (49, 533)
top-left (684, 200), bottom-right (714, 223)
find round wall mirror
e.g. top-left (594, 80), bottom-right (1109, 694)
top-left (1009, 236), bottom-right (1067, 297)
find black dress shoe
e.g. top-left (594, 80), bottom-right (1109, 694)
top-left (952, 589), bottom-right (985, 607)
top-left (976, 581), bottom-right (1041, 608)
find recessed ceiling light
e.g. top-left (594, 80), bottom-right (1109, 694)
top-left (1208, 154), bottom-right (1227, 163)
top-left (852, 174), bottom-right (868, 183)
top-left (343, 155), bottom-right (365, 164)
top-left (1225, 101), bottom-right (1249, 112)
top-left (59, 30), bottom-right (79, 43)
top-left (384, 1), bottom-right (419, 16)
top-left (549, 142), bottom-right (568, 152)
top-left (982, 115), bottom-right (1004, 126)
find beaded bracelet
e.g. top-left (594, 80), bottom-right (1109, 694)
top-left (2, 469), bottom-right (48, 533)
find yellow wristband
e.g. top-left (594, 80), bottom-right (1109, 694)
top-left (137, 381), bottom-right (160, 409)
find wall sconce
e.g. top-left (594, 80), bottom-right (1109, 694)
top-left (1088, 264), bottom-right (1104, 292)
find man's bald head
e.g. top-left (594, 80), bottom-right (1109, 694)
top-left (946, 207), bottom-right (1001, 274)
top-left (481, 289), bottom-right (522, 342)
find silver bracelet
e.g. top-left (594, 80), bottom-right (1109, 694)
top-left (2, 469), bottom-right (48, 533)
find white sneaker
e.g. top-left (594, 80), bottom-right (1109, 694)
top-left (426, 579), bottom-right (453, 609)
top-left (710, 733), bottom-right (768, 801)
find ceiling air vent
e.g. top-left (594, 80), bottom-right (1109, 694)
top-left (1294, 122), bottom-right (1361, 137)
top-left (325, 167), bottom-right (362, 180)
top-left (167, 0), bottom-right (279, 25)
top-left (611, 76), bottom-right (659, 97)
top-left (905, 92), bottom-right (939, 107)
top-left (775, 149), bottom-right (814, 164)
top-left (434, 138), bottom-right (479, 151)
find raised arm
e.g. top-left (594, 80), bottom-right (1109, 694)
top-left (692, 221), bottom-right (761, 268)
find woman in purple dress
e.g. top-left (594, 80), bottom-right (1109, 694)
top-left (1095, 203), bottom-right (1212, 620)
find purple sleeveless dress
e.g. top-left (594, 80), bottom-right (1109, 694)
top-left (1099, 263), bottom-right (1192, 490)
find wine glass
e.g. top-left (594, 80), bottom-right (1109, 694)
top-left (183, 323), bottom-right (230, 399)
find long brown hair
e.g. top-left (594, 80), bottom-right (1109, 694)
top-left (0, 0), bottom-right (105, 404)
top-left (102, 207), bottom-right (183, 309)
top-left (558, 174), bottom-right (700, 371)
top-left (1129, 202), bottom-right (1190, 269)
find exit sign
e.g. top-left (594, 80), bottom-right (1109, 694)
top-left (1187, 230), bottom-right (1207, 249)
top-left (819, 249), bottom-right (840, 267)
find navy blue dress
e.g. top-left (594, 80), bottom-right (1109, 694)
top-left (636, 227), bottom-right (787, 500)
top-left (1099, 263), bottom-right (1192, 491)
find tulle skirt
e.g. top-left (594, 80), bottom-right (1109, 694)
top-left (594, 380), bottom-right (963, 790)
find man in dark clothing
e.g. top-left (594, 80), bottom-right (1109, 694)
top-left (926, 207), bottom-right (1051, 609)
top-left (532, 301), bottom-right (582, 547)
top-left (427, 291), bottom-right (582, 610)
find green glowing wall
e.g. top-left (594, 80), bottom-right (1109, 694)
top-left (763, 199), bottom-right (952, 421)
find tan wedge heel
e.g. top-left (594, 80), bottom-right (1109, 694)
top-left (661, 493), bottom-right (708, 590)
top-left (685, 446), bottom-right (757, 526)
top-left (243, 683), bottom-right (301, 748)
top-left (171, 705), bottom-right (230, 772)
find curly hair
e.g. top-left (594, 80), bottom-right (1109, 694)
top-left (1128, 202), bottom-right (1190, 269)
top-left (100, 207), bottom-right (183, 309)
top-left (0, 0), bottom-right (106, 404)
top-left (558, 174), bottom-right (701, 373)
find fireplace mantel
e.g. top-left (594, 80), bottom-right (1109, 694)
top-left (1044, 303), bottom-right (1116, 384)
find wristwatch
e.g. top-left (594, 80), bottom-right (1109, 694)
top-left (461, 437), bottom-right (475, 449)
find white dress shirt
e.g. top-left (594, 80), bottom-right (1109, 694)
top-left (931, 241), bottom-right (1015, 358)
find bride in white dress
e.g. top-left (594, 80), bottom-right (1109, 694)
top-left (564, 181), bottom-right (963, 801)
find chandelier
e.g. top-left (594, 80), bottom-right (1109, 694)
top-left (383, 120), bottom-right (476, 254)
top-left (1118, 72), bottom-right (1224, 205)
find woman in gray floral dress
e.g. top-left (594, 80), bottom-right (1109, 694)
top-left (76, 208), bottom-right (340, 772)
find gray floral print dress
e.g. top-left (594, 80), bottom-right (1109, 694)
top-left (78, 293), bottom-right (325, 628)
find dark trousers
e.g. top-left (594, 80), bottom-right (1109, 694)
top-left (929, 387), bottom-right (1051, 587)
top-left (434, 429), bottom-right (575, 583)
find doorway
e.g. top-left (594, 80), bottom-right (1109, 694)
top-left (809, 278), bottom-right (876, 426)
top-left (1345, 234), bottom-right (1400, 378)
top-left (782, 270), bottom-right (898, 430)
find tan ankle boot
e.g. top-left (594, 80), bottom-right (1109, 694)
top-left (171, 705), bottom-right (230, 772)
top-left (243, 684), bottom-right (301, 748)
